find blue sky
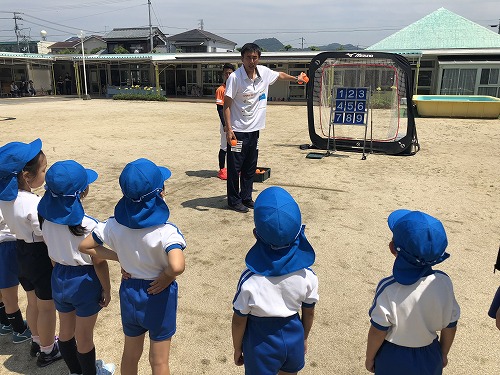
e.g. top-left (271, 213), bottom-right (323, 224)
top-left (1, 0), bottom-right (499, 48)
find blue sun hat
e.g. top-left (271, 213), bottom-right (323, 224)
top-left (388, 209), bottom-right (450, 285)
top-left (114, 158), bottom-right (171, 229)
top-left (245, 186), bottom-right (315, 276)
top-left (0, 139), bottom-right (43, 201)
top-left (38, 160), bottom-right (98, 226)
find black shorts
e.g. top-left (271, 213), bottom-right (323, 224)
top-left (16, 240), bottom-right (53, 300)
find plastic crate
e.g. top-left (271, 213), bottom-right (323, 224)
top-left (253, 167), bottom-right (271, 182)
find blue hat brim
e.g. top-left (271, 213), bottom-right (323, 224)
top-left (245, 225), bottom-right (315, 276)
top-left (158, 166), bottom-right (171, 181)
top-left (393, 255), bottom-right (434, 285)
top-left (114, 195), bottom-right (170, 229)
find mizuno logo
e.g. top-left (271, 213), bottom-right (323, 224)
top-left (346, 53), bottom-right (374, 58)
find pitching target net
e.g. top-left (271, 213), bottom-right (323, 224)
top-left (307, 52), bottom-right (418, 155)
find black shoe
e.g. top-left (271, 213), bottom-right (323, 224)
top-left (242, 200), bottom-right (254, 209)
top-left (36, 342), bottom-right (62, 367)
top-left (30, 341), bottom-right (40, 357)
top-left (228, 203), bottom-right (249, 213)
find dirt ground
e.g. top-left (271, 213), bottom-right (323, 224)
top-left (0, 97), bottom-right (499, 374)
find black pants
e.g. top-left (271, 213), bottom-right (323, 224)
top-left (226, 131), bottom-right (259, 206)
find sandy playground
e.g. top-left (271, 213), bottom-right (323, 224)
top-left (0, 96), bottom-right (499, 374)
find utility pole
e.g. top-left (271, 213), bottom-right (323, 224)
top-left (198, 19), bottom-right (204, 30)
top-left (14, 12), bottom-right (21, 52)
top-left (148, 0), bottom-right (153, 52)
top-left (490, 19), bottom-right (500, 34)
top-left (300, 37), bottom-right (304, 50)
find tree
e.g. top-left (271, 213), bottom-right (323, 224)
top-left (283, 44), bottom-right (292, 51)
top-left (90, 47), bottom-right (102, 54)
top-left (309, 46), bottom-right (319, 51)
top-left (113, 45), bottom-right (129, 54)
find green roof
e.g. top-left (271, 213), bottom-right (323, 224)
top-left (367, 8), bottom-right (500, 51)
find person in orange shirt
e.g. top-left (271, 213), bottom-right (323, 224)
top-left (215, 63), bottom-right (235, 180)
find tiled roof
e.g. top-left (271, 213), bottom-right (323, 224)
top-left (367, 8), bottom-right (500, 50)
top-left (103, 27), bottom-right (165, 40)
top-left (166, 29), bottom-right (236, 45)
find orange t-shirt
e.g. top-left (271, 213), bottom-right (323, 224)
top-left (215, 83), bottom-right (226, 106)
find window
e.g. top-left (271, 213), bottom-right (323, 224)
top-left (480, 69), bottom-right (499, 85)
top-left (440, 69), bottom-right (476, 95)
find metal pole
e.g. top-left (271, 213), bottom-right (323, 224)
top-left (148, 0), bottom-right (153, 52)
top-left (79, 31), bottom-right (90, 100)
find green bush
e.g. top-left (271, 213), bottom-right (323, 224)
top-left (112, 93), bottom-right (167, 101)
top-left (370, 91), bottom-right (393, 109)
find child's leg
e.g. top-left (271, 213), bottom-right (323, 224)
top-left (75, 313), bottom-right (98, 353)
top-left (58, 311), bottom-right (82, 375)
top-left (149, 338), bottom-right (171, 375)
top-left (26, 290), bottom-right (39, 336)
top-left (278, 371), bottom-right (298, 375)
top-left (121, 334), bottom-right (145, 375)
top-left (1, 285), bottom-right (20, 315)
top-left (37, 298), bottom-right (57, 347)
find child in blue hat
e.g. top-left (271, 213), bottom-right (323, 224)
top-left (38, 160), bottom-right (115, 375)
top-left (365, 209), bottom-right (461, 375)
top-left (232, 186), bottom-right (319, 375)
top-left (79, 158), bottom-right (186, 375)
top-left (0, 139), bottom-right (61, 365)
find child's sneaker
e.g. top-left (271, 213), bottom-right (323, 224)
top-left (36, 342), bottom-right (62, 367)
top-left (96, 359), bottom-right (116, 375)
top-left (30, 340), bottom-right (40, 357)
top-left (12, 326), bottom-right (31, 344)
top-left (0, 324), bottom-right (13, 335)
top-left (217, 168), bottom-right (227, 180)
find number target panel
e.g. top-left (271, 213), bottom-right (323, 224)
top-left (332, 87), bottom-right (369, 126)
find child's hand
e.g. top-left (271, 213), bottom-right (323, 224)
top-left (147, 272), bottom-right (175, 295)
top-left (233, 349), bottom-right (244, 366)
top-left (99, 289), bottom-right (111, 307)
top-left (121, 268), bottom-right (131, 280)
top-left (365, 358), bottom-right (375, 373)
top-left (304, 339), bottom-right (308, 354)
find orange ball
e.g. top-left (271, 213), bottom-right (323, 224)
top-left (255, 169), bottom-right (261, 174)
top-left (230, 139), bottom-right (237, 147)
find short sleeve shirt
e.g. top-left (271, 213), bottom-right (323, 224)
top-left (0, 208), bottom-right (16, 243)
top-left (0, 191), bottom-right (43, 243)
top-left (225, 65), bottom-right (279, 132)
top-left (215, 84), bottom-right (226, 106)
top-left (369, 271), bottom-right (460, 348)
top-left (42, 215), bottom-right (98, 266)
top-left (233, 268), bottom-right (319, 317)
top-left (92, 217), bottom-right (186, 280)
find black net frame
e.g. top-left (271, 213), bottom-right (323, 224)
top-left (306, 51), bottom-right (419, 155)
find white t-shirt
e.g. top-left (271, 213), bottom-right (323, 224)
top-left (225, 65), bottom-right (279, 133)
top-left (233, 268), bottom-right (319, 318)
top-left (92, 217), bottom-right (186, 280)
top-left (0, 191), bottom-right (43, 243)
top-left (0, 208), bottom-right (16, 243)
top-left (42, 215), bottom-right (98, 266)
top-left (369, 271), bottom-right (460, 348)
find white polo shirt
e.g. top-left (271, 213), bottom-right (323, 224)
top-left (0, 208), bottom-right (16, 243)
top-left (369, 271), bottom-right (460, 348)
top-left (42, 215), bottom-right (98, 266)
top-left (233, 268), bottom-right (319, 317)
top-left (0, 191), bottom-right (43, 243)
top-left (92, 217), bottom-right (186, 280)
top-left (225, 65), bottom-right (279, 132)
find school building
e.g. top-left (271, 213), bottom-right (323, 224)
top-left (1, 8), bottom-right (499, 100)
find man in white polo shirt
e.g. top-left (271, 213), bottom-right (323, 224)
top-left (223, 43), bottom-right (306, 213)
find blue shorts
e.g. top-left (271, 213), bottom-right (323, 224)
top-left (0, 241), bottom-right (19, 289)
top-left (375, 338), bottom-right (442, 375)
top-left (119, 278), bottom-right (178, 341)
top-left (243, 314), bottom-right (305, 375)
top-left (51, 263), bottom-right (103, 317)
